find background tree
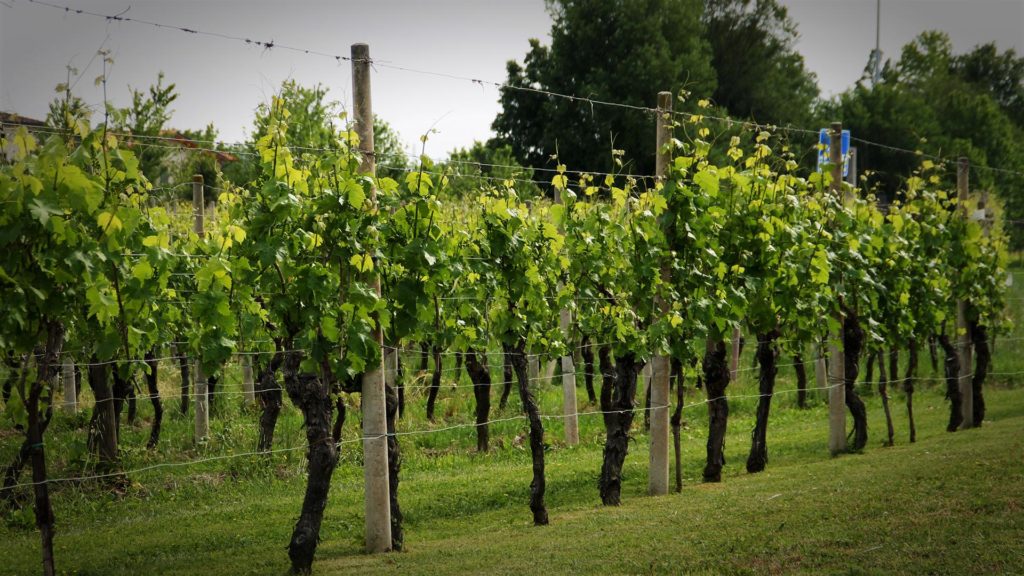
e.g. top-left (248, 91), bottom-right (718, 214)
top-left (703, 0), bottom-right (819, 127)
top-left (443, 141), bottom-right (540, 199)
top-left (223, 80), bottom-right (409, 186)
top-left (110, 72), bottom-right (178, 185)
top-left (830, 31), bottom-right (1024, 246)
top-left (492, 0), bottom-right (716, 176)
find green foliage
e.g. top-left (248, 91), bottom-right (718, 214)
top-left (109, 72), bottom-right (179, 184)
top-left (230, 95), bottom-right (380, 377)
top-left (703, 0), bottom-right (819, 127)
top-left (493, 0), bottom-right (716, 175)
top-left (830, 31), bottom-right (1024, 248)
top-left (443, 141), bottom-right (541, 200)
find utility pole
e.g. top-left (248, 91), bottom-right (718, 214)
top-left (871, 0), bottom-right (883, 86)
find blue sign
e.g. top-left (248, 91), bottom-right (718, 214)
top-left (817, 129), bottom-right (851, 178)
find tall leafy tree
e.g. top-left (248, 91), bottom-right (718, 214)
top-left (224, 80), bottom-right (408, 186)
top-left (492, 0), bottom-right (716, 175)
top-left (830, 32), bottom-right (1024, 246)
top-left (110, 72), bottom-right (178, 184)
top-left (703, 0), bottom-right (819, 127)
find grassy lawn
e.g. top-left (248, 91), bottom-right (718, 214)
top-left (1, 373), bottom-right (1022, 574)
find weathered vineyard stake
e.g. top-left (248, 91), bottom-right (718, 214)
top-left (648, 90), bottom-right (672, 496)
top-left (554, 186), bottom-right (580, 446)
top-left (957, 157), bottom-right (974, 429)
top-left (827, 122), bottom-right (847, 455)
top-left (241, 355), bottom-right (255, 406)
top-left (62, 358), bottom-right (76, 413)
top-left (353, 42), bottom-right (393, 554)
top-left (193, 174), bottom-right (209, 443)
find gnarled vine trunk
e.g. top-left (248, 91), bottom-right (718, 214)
top-left (112, 369), bottom-right (131, 437)
top-left (425, 344), bottom-right (442, 422)
top-left (793, 354), bottom-right (808, 409)
top-left (843, 311), bottom-right (868, 451)
top-left (598, 348), bottom-right (641, 505)
top-left (888, 345), bottom-right (899, 384)
top-left (144, 351), bottom-right (163, 449)
top-left (669, 358), bottom-right (684, 493)
top-left (928, 334), bottom-right (939, 374)
top-left (27, 321), bottom-right (63, 576)
top-left (746, 331), bottom-right (779, 473)
top-left (876, 350), bottom-right (894, 447)
top-left (970, 321), bottom-right (989, 426)
top-left (256, 350), bottom-right (284, 452)
top-left (464, 348), bottom-right (492, 452)
top-left (702, 340), bottom-right (729, 483)
top-left (938, 333), bottom-right (962, 432)
top-left (396, 354), bottom-right (405, 419)
top-left (385, 382), bottom-right (403, 551)
top-left (510, 340), bottom-right (547, 525)
top-left (282, 349), bottom-right (338, 574)
top-left (903, 339), bottom-right (918, 443)
top-left (87, 360), bottom-right (118, 465)
top-left (176, 343), bottom-right (191, 415)
top-left (580, 335), bottom-right (597, 404)
top-left (499, 342), bottom-right (514, 410)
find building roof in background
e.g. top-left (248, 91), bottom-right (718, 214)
top-left (0, 111), bottom-right (47, 127)
top-left (1, 112), bottom-right (237, 163)
top-left (157, 130), bottom-right (238, 164)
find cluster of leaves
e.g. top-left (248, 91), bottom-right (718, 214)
top-left (229, 97), bottom-right (381, 378)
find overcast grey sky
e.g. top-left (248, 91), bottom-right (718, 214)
top-left (1, 0), bottom-right (1021, 157)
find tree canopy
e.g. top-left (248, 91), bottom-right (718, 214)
top-left (492, 0), bottom-right (716, 176)
top-left (829, 31), bottom-right (1024, 246)
top-left (703, 0), bottom-right (819, 128)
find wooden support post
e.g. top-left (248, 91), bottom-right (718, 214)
top-left (957, 157), bottom-right (974, 429)
top-left (559, 308), bottom-right (579, 445)
top-left (352, 43), bottom-right (392, 554)
top-left (61, 358), bottom-right (76, 413)
top-left (241, 355), bottom-right (255, 406)
top-left (384, 347), bottom-right (398, 389)
top-left (648, 90), bottom-right (673, 496)
top-left (552, 175), bottom-right (579, 445)
top-left (192, 174), bottom-right (209, 443)
top-left (192, 174), bottom-right (204, 235)
top-left (827, 122), bottom-right (847, 455)
top-left (846, 146), bottom-right (858, 187)
top-left (814, 341), bottom-right (828, 402)
top-left (194, 360), bottom-right (208, 442)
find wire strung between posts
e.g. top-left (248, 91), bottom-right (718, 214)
top-left (5, 379), bottom-right (847, 491)
top-left (8, 118), bottom-right (1024, 183)
top-left (14, 2), bottom-right (1024, 179)
top-left (848, 135), bottom-right (1024, 179)
top-left (18, 0), bottom-right (358, 62)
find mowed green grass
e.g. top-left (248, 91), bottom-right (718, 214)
top-left (1, 378), bottom-right (1022, 574)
